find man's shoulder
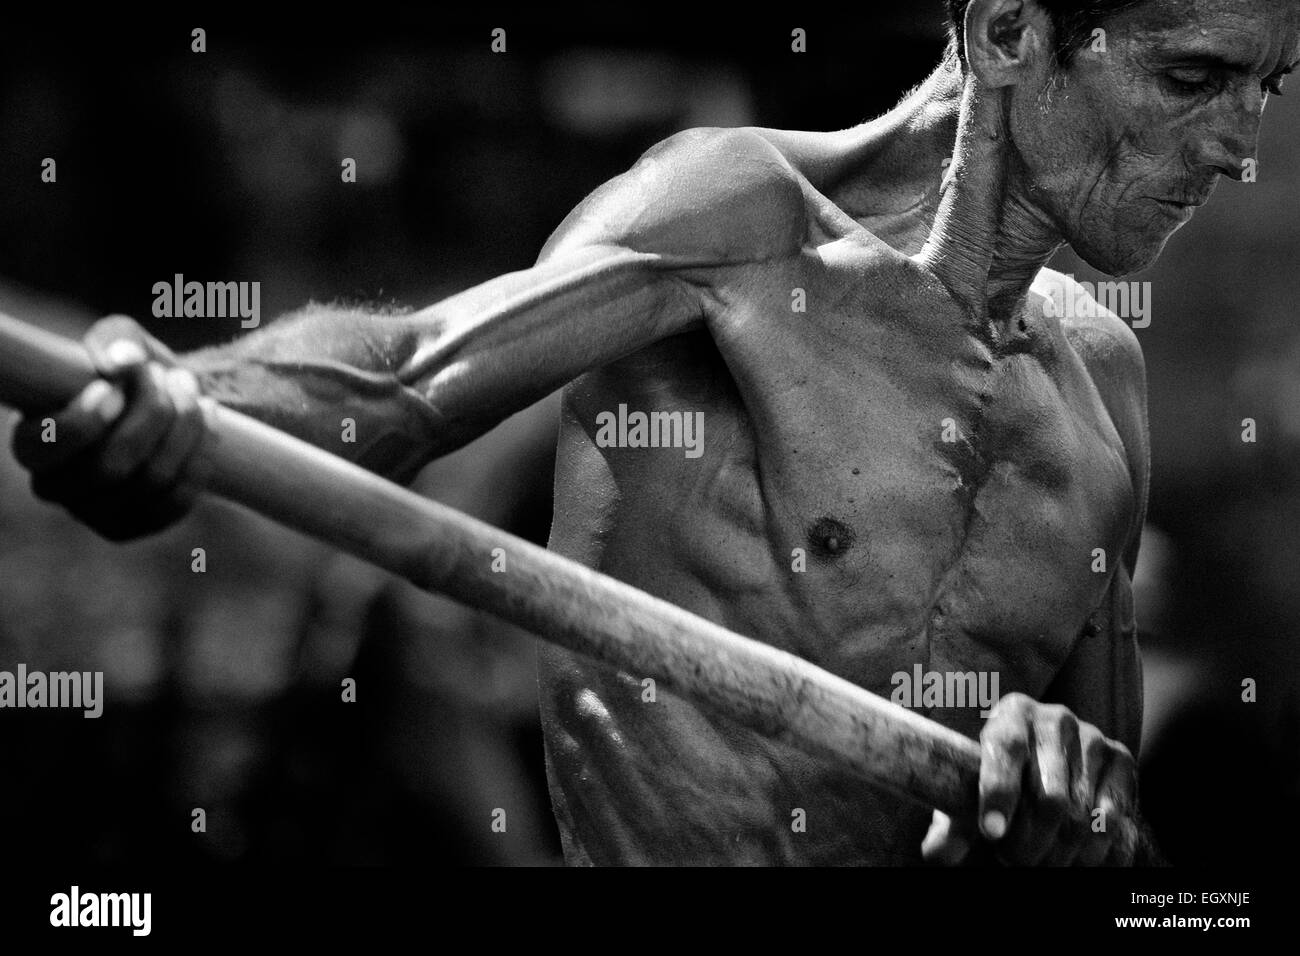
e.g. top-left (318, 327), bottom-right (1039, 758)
top-left (541, 127), bottom-right (810, 264)
top-left (1034, 268), bottom-right (1151, 520)
top-left (1033, 268), bottom-right (1147, 397)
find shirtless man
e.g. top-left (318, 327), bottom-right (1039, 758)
top-left (13, 0), bottom-right (1297, 865)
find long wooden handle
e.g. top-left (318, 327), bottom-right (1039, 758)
top-left (0, 311), bottom-right (983, 824)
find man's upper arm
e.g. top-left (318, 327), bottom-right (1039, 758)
top-left (392, 127), bottom-right (810, 450)
top-left (537, 126), bottom-right (809, 266)
top-left (193, 128), bottom-right (808, 482)
top-left (1043, 279), bottom-right (1151, 751)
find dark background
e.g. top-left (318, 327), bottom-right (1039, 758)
top-left (0, 8), bottom-right (1295, 865)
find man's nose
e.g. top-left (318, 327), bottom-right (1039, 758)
top-left (1194, 84), bottom-right (1265, 181)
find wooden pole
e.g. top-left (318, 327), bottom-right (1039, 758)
top-left (0, 311), bottom-right (984, 825)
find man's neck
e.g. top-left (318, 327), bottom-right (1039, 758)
top-left (986, 183), bottom-right (1063, 323)
top-left (907, 65), bottom-right (1063, 334)
top-left (820, 53), bottom-right (967, 249)
top-left (823, 52), bottom-right (1065, 332)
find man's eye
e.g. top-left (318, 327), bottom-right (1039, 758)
top-left (1164, 68), bottom-right (1216, 94)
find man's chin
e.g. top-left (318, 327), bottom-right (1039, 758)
top-left (1071, 231), bottom-right (1171, 278)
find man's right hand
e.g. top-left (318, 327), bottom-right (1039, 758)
top-left (10, 315), bottom-right (208, 540)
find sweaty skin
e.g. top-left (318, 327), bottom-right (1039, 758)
top-left (535, 123), bottom-right (1143, 866)
top-left (14, 0), bottom-right (1300, 865)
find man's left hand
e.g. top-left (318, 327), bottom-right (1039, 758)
top-left (921, 692), bottom-right (1139, 866)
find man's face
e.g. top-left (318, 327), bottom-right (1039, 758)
top-left (1008, 0), bottom-right (1300, 276)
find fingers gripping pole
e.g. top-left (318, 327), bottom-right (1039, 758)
top-left (0, 311), bottom-right (984, 825)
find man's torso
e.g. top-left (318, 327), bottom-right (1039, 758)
top-left (536, 129), bottom-right (1140, 865)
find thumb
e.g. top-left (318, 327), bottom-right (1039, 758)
top-left (921, 809), bottom-right (974, 866)
top-left (84, 315), bottom-right (178, 378)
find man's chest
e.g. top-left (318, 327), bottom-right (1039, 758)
top-left (688, 249), bottom-right (1138, 693)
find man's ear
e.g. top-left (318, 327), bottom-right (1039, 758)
top-left (963, 0), bottom-right (1051, 87)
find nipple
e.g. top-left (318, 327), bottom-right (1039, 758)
top-left (807, 516), bottom-right (857, 559)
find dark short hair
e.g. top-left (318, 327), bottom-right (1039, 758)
top-left (946, 0), bottom-right (1149, 67)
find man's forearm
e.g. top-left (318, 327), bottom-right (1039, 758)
top-left (176, 241), bottom-right (705, 484)
top-left (182, 304), bottom-right (448, 483)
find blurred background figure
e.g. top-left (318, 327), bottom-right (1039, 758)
top-left (0, 10), bottom-right (1294, 864)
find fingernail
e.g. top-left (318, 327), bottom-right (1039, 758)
top-left (105, 339), bottom-right (146, 369)
top-left (167, 367), bottom-right (199, 394)
top-left (96, 386), bottom-right (125, 422)
top-left (982, 811), bottom-right (1007, 840)
top-left (77, 380), bottom-right (112, 413)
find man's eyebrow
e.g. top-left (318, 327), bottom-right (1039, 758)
top-left (1158, 51), bottom-right (1299, 78)
top-left (1164, 52), bottom-right (1257, 72)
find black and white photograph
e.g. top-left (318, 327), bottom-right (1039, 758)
top-left (0, 0), bottom-right (1294, 938)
